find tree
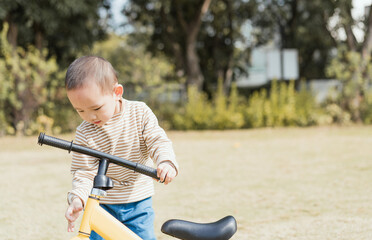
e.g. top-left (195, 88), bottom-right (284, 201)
top-left (199, 1), bottom-right (255, 95)
top-left (123, 0), bottom-right (254, 94)
top-left (0, 0), bottom-right (109, 66)
top-left (325, 0), bottom-right (372, 122)
top-left (251, 0), bottom-right (337, 79)
top-left (124, 0), bottom-right (211, 92)
top-left (250, 0), bottom-right (372, 122)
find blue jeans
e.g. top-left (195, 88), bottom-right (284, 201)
top-left (90, 197), bottom-right (156, 240)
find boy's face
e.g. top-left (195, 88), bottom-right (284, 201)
top-left (67, 82), bottom-right (123, 127)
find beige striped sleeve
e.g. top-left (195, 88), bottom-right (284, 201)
top-left (141, 104), bottom-right (179, 173)
top-left (67, 126), bottom-right (98, 206)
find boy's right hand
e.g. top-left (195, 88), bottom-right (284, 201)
top-left (65, 197), bottom-right (83, 232)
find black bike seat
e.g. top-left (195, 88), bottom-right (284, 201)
top-left (161, 215), bottom-right (237, 240)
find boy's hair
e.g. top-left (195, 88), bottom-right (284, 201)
top-left (65, 56), bottom-right (118, 93)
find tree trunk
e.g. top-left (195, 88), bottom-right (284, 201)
top-left (223, 67), bottom-right (233, 95)
top-left (222, 0), bottom-right (234, 95)
top-left (362, 4), bottom-right (372, 61)
top-left (5, 19), bottom-right (18, 48)
top-left (176, 0), bottom-right (212, 91)
top-left (344, 23), bottom-right (357, 51)
top-left (34, 23), bottom-right (44, 51)
top-left (286, 0), bottom-right (298, 48)
top-left (185, 37), bottom-right (204, 90)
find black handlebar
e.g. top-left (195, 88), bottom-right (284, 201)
top-left (38, 133), bottom-right (159, 180)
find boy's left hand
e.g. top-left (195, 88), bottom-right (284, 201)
top-left (157, 161), bottom-right (177, 185)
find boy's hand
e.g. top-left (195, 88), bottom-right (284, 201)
top-left (157, 161), bottom-right (177, 185)
top-left (65, 197), bottom-right (83, 232)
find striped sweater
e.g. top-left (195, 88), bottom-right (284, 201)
top-left (68, 99), bottom-right (178, 205)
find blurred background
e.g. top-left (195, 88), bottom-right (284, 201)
top-left (1, 0), bottom-right (372, 135)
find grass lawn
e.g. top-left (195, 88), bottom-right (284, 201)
top-left (1, 126), bottom-right (372, 239)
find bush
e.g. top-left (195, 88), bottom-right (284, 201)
top-left (360, 88), bottom-right (372, 124)
top-left (244, 80), bottom-right (320, 128)
top-left (171, 80), bottom-right (245, 130)
top-left (326, 46), bottom-right (372, 122)
top-left (324, 103), bottom-right (351, 125)
top-left (172, 86), bottom-right (213, 130)
top-left (0, 23), bottom-right (61, 135)
top-left (211, 80), bottom-right (244, 129)
top-left (295, 80), bottom-right (321, 126)
top-left (244, 89), bottom-right (267, 128)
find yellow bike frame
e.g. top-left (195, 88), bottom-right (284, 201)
top-left (71, 190), bottom-right (142, 240)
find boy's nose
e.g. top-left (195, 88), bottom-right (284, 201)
top-left (88, 113), bottom-right (98, 121)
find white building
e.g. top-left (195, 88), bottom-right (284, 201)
top-left (236, 47), bottom-right (299, 88)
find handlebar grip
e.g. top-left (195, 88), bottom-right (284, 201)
top-left (135, 163), bottom-right (158, 180)
top-left (38, 132), bottom-right (73, 152)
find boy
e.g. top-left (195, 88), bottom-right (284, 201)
top-left (64, 56), bottom-right (178, 240)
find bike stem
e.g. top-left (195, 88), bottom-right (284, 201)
top-left (93, 158), bottom-right (114, 193)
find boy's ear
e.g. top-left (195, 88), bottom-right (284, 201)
top-left (114, 84), bottom-right (124, 99)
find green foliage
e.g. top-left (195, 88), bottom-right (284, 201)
top-left (0, 23), bottom-right (63, 135)
top-left (0, 0), bottom-right (108, 66)
top-left (212, 80), bottom-right (244, 129)
top-left (237, 1), bottom-right (337, 80)
top-left (91, 34), bottom-right (178, 100)
top-left (1, 0), bottom-right (372, 135)
top-left (326, 46), bottom-right (372, 122)
top-left (172, 80), bottom-right (244, 130)
top-left (124, 0), bottom-right (255, 95)
top-left (295, 80), bottom-right (321, 126)
top-left (244, 80), bottom-right (319, 128)
top-left (323, 103), bottom-right (351, 125)
top-left (173, 86), bottom-right (213, 130)
top-left (361, 88), bottom-right (372, 124)
top-left (244, 89), bottom-right (267, 128)
top-left (166, 79), bottom-right (322, 130)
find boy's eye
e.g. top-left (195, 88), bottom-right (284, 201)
top-left (77, 110), bottom-right (84, 113)
top-left (94, 106), bottom-right (102, 111)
